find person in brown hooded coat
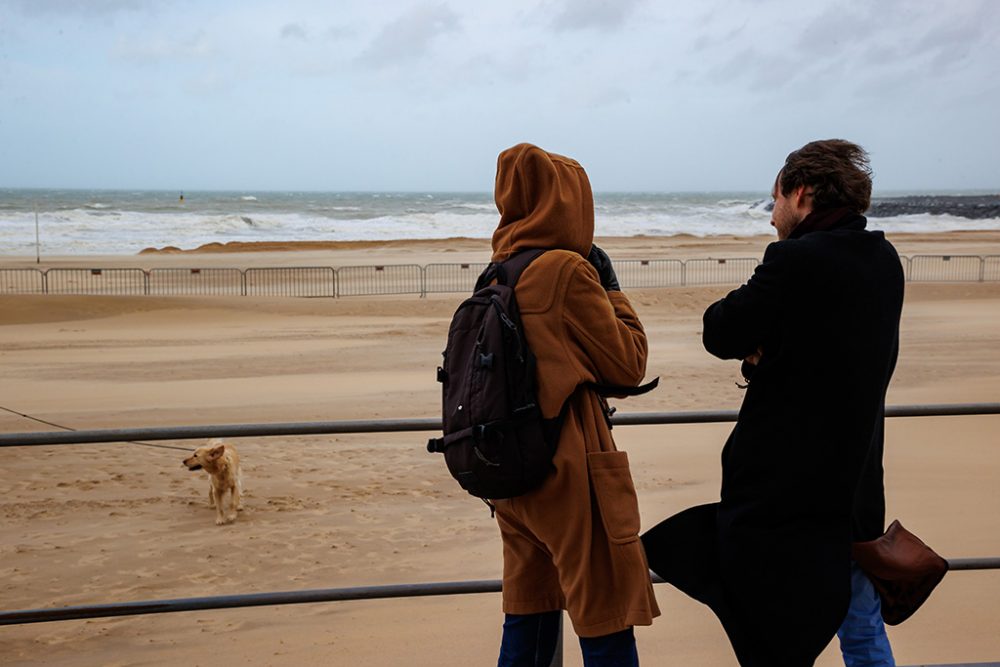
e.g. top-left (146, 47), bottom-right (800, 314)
top-left (489, 143), bottom-right (659, 666)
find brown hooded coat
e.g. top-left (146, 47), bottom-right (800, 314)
top-left (490, 143), bottom-right (660, 637)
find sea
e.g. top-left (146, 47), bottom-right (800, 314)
top-left (1, 189), bottom-right (999, 256)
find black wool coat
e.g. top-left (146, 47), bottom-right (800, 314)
top-left (643, 214), bottom-right (904, 667)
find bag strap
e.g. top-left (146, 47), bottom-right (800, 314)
top-left (588, 376), bottom-right (660, 397)
top-left (475, 249), bottom-right (546, 291)
top-left (497, 249), bottom-right (546, 287)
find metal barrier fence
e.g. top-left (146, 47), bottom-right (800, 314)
top-left (683, 257), bottom-right (760, 285)
top-left (45, 267), bottom-right (147, 295)
top-left (910, 255), bottom-right (985, 282)
top-left (984, 255), bottom-right (1000, 282)
top-left (423, 262), bottom-right (490, 294)
top-left (899, 254), bottom-right (912, 280)
top-left (1, 255), bottom-right (998, 298)
top-left (617, 259), bottom-right (684, 288)
top-left (5, 402), bottom-right (997, 447)
top-left (336, 264), bottom-right (423, 297)
top-left (148, 268), bottom-right (244, 296)
top-left (246, 266), bottom-right (336, 297)
top-left (0, 268), bottom-right (45, 294)
top-left (1, 403), bottom-right (998, 666)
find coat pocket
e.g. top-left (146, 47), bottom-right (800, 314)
top-left (587, 450), bottom-right (641, 545)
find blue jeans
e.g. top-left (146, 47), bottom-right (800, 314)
top-left (498, 611), bottom-right (638, 667)
top-left (837, 562), bottom-right (895, 667)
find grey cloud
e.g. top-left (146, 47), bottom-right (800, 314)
top-left (912, 9), bottom-right (996, 76)
top-left (281, 23), bottom-right (308, 41)
top-left (356, 3), bottom-right (460, 69)
top-left (182, 70), bottom-right (232, 97)
top-left (692, 20), bottom-right (748, 54)
top-left (9, 0), bottom-right (145, 16)
top-left (793, 6), bottom-right (880, 59)
top-left (707, 47), bottom-right (799, 92)
top-left (582, 85), bottom-right (632, 109)
top-left (551, 0), bottom-right (644, 32)
top-left (449, 48), bottom-right (553, 88)
top-left (326, 25), bottom-right (356, 41)
top-left (113, 31), bottom-right (214, 65)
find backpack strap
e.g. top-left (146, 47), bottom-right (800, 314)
top-left (497, 249), bottom-right (545, 287)
top-left (588, 376), bottom-right (660, 397)
top-left (474, 249), bottom-right (546, 291)
top-left (426, 425), bottom-right (476, 453)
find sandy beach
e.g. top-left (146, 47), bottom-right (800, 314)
top-left (1, 233), bottom-right (998, 666)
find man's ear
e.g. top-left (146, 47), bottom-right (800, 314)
top-left (793, 186), bottom-right (813, 214)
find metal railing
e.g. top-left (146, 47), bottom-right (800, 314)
top-left (1, 403), bottom-right (998, 667)
top-left (44, 267), bottom-right (146, 295)
top-left (0, 403), bottom-right (1000, 625)
top-left (899, 254), bottom-right (912, 280)
top-left (335, 264), bottom-right (423, 297)
top-left (4, 558), bottom-right (998, 628)
top-left (682, 257), bottom-right (761, 286)
top-left (423, 262), bottom-right (490, 294)
top-left (1, 255), bottom-right (998, 298)
top-left (0, 267), bottom-right (45, 293)
top-left (246, 266), bottom-right (336, 297)
top-left (3, 403), bottom-right (998, 448)
top-left (616, 259), bottom-right (684, 288)
top-left (147, 267), bottom-right (244, 296)
top-left (909, 255), bottom-right (985, 282)
top-left (984, 255), bottom-right (1000, 282)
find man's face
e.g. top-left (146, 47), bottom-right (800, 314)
top-left (770, 174), bottom-right (811, 240)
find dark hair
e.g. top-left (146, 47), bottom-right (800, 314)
top-left (779, 139), bottom-right (872, 214)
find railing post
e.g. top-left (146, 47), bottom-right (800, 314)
top-left (980, 256), bottom-right (985, 283)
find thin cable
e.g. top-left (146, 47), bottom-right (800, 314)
top-left (0, 405), bottom-right (191, 452)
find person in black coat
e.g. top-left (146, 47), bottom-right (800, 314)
top-left (643, 139), bottom-right (904, 666)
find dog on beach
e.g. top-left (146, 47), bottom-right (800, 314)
top-left (182, 439), bottom-right (243, 525)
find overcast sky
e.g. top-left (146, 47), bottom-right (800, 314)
top-left (1, 0), bottom-right (998, 192)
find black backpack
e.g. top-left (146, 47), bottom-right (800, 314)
top-left (426, 250), bottom-right (558, 503)
top-left (426, 249), bottom-right (658, 506)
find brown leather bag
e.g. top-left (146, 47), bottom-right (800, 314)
top-left (851, 519), bottom-right (949, 625)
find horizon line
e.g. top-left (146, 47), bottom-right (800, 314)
top-left (2, 187), bottom-right (997, 196)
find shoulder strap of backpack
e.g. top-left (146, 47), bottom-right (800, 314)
top-left (496, 249), bottom-right (546, 288)
top-left (587, 376), bottom-right (660, 397)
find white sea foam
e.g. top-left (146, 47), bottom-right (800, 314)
top-left (1, 191), bottom-right (997, 256)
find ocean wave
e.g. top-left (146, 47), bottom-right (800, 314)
top-left (1, 191), bottom-right (998, 255)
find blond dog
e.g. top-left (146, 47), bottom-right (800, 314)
top-left (183, 439), bottom-right (243, 525)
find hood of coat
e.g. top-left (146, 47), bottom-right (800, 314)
top-left (491, 143), bottom-right (594, 262)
